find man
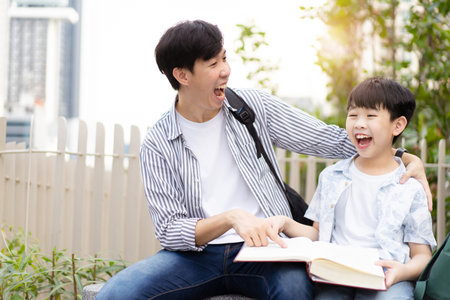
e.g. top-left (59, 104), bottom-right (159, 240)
top-left (96, 20), bottom-right (430, 300)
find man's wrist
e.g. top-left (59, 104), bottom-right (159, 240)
top-left (395, 147), bottom-right (408, 158)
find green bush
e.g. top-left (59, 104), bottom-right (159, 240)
top-left (0, 226), bottom-right (128, 300)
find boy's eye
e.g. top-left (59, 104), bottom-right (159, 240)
top-left (223, 56), bottom-right (227, 61)
top-left (210, 62), bottom-right (217, 67)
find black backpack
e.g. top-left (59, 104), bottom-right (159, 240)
top-left (225, 88), bottom-right (312, 226)
top-left (414, 233), bottom-right (450, 300)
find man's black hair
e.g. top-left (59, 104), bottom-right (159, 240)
top-left (347, 77), bottom-right (416, 143)
top-left (155, 20), bottom-right (224, 90)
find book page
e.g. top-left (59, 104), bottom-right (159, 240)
top-left (234, 237), bottom-right (314, 262)
top-left (309, 241), bottom-right (384, 277)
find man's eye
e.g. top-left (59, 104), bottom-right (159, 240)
top-left (368, 114), bottom-right (377, 117)
top-left (223, 56), bottom-right (227, 61)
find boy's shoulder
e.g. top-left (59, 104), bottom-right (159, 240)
top-left (322, 157), bottom-right (353, 174)
top-left (392, 176), bottom-right (424, 195)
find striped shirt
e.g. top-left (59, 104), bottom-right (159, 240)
top-left (140, 88), bottom-right (356, 251)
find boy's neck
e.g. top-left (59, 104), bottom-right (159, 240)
top-left (353, 151), bottom-right (399, 175)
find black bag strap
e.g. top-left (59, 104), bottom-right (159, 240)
top-left (225, 87), bottom-right (286, 192)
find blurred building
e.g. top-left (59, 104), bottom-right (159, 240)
top-left (2, 0), bottom-right (80, 146)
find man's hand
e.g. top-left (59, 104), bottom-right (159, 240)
top-left (401, 152), bottom-right (433, 211)
top-left (230, 209), bottom-right (286, 248)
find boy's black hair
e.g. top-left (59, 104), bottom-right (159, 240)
top-left (155, 20), bottom-right (224, 90)
top-left (347, 77), bottom-right (416, 143)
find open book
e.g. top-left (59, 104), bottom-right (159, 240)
top-left (234, 237), bottom-right (386, 290)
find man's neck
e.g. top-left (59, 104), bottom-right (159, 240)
top-left (176, 93), bottom-right (221, 123)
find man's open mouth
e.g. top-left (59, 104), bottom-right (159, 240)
top-left (214, 85), bottom-right (226, 97)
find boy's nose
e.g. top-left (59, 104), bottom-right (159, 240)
top-left (355, 118), bottom-right (367, 128)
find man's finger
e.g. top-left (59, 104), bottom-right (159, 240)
top-left (401, 170), bottom-right (433, 212)
top-left (267, 229), bottom-right (287, 248)
top-left (419, 177), bottom-right (433, 211)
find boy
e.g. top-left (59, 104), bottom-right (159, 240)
top-left (269, 77), bottom-right (436, 299)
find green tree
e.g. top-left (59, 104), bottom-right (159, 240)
top-left (402, 0), bottom-right (449, 146)
top-left (234, 22), bottom-right (279, 95)
top-left (301, 1), bottom-right (372, 126)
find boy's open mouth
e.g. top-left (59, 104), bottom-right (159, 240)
top-left (355, 134), bottom-right (372, 147)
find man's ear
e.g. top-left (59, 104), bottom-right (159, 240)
top-left (172, 67), bottom-right (189, 87)
top-left (393, 116), bottom-right (408, 137)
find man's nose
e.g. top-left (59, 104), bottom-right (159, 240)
top-left (220, 62), bottom-right (231, 77)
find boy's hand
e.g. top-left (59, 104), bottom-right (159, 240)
top-left (375, 260), bottom-right (405, 288)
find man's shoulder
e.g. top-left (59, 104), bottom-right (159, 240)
top-left (142, 111), bottom-right (173, 148)
top-left (230, 88), bottom-right (272, 103)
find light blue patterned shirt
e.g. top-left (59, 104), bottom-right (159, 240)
top-left (305, 156), bottom-right (436, 263)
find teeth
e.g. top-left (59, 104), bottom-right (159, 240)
top-left (215, 84), bottom-right (226, 90)
top-left (356, 134), bottom-right (370, 139)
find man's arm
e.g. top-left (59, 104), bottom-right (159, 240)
top-left (399, 152), bottom-right (432, 211)
top-left (248, 90), bottom-right (356, 159)
top-left (141, 143), bottom-right (205, 251)
top-left (195, 209), bottom-right (285, 247)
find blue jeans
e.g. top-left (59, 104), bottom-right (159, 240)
top-left (315, 281), bottom-right (415, 300)
top-left (96, 242), bottom-right (313, 300)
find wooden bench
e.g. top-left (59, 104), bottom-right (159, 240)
top-left (82, 283), bottom-right (254, 300)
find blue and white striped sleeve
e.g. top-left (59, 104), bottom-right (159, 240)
top-left (140, 139), bottom-right (205, 252)
top-left (257, 90), bottom-right (356, 158)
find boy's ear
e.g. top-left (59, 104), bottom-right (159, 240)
top-left (393, 116), bottom-right (408, 137)
top-left (172, 67), bottom-right (189, 87)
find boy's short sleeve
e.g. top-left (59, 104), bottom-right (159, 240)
top-left (403, 185), bottom-right (437, 250)
top-left (304, 173), bottom-right (324, 223)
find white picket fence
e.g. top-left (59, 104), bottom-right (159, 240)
top-left (0, 116), bottom-right (449, 263)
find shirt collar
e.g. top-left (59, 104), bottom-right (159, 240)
top-left (166, 95), bottom-right (233, 141)
top-left (167, 94), bottom-right (183, 141)
top-left (334, 154), bottom-right (406, 184)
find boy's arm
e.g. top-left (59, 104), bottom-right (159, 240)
top-left (376, 243), bottom-right (431, 288)
top-left (398, 151), bottom-right (432, 211)
top-left (266, 216), bottom-right (318, 241)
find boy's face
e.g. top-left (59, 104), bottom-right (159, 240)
top-left (346, 106), bottom-right (401, 158)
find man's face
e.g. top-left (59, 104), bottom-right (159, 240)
top-left (187, 48), bottom-right (231, 111)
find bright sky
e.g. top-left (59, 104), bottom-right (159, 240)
top-left (79, 0), bottom-right (328, 136)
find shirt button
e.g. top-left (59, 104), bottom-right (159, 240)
top-left (330, 204), bottom-right (334, 208)
top-left (345, 181), bottom-right (349, 186)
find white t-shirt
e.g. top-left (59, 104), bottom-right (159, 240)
top-left (332, 160), bottom-right (400, 249)
top-left (177, 108), bottom-right (265, 244)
